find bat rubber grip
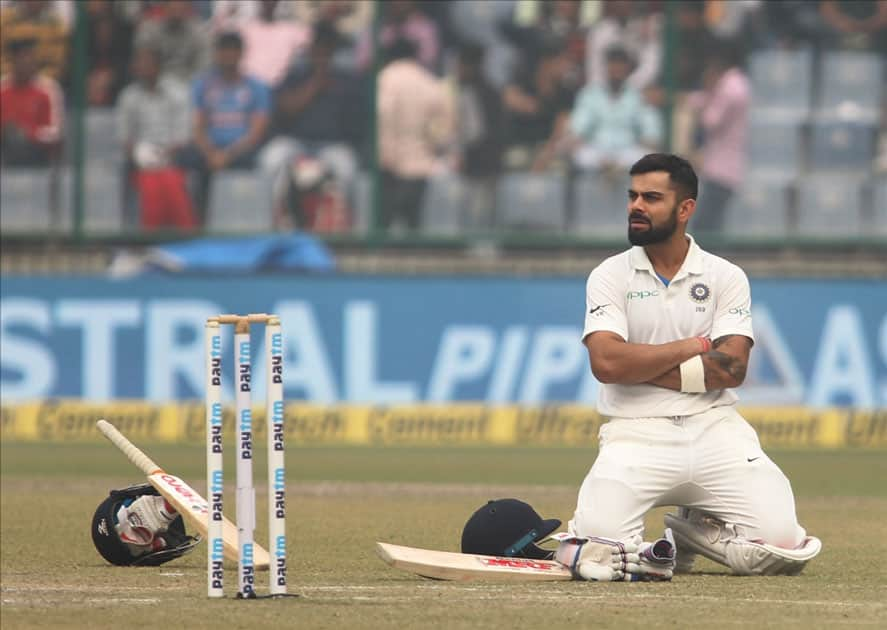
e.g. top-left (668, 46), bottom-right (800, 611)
top-left (96, 419), bottom-right (162, 475)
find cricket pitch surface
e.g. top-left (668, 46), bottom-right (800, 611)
top-left (2, 443), bottom-right (885, 629)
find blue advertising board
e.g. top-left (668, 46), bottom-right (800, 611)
top-left (1, 275), bottom-right (885, 407)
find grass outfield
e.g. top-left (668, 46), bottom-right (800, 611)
top-left (2, 443), bottom-right (886, 629)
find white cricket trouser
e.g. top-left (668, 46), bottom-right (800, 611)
top-left (570, 406), bottom-right (807, 548)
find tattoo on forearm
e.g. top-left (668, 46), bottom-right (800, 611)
top-left (702, 335), bottom-right (750, 384)
top-left (712, 335), bottom-right (737, 348)
top-left (707, 350), bottom-right (747, 382)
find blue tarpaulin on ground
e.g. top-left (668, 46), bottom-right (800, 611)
top-left (113, 234), bottom-right (336, 275)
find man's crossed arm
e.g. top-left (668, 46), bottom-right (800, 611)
top-left (645, 335), bottom-right (751, 391)
top-left (584, 332), bottom-right (752, 391)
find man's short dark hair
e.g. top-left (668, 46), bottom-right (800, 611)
top-left (312, 20), bottom-right (344, 53)
top-left (215, 31), bottom-right (243, 50)
top-left (707, 37), bottom-right (746, 70)
top-left (629, 153), bottom-right (699, 201)
top-left (605, 45), bottom-right (632, 65)
top-left (386, 37), bottom-right (418, 63)
top-left (6, 36), bottom-right (37, 55)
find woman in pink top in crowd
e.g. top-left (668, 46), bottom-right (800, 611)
top-left (687, 40), bottom-right (751, 234)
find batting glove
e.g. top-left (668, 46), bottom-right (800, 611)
top-left (629, 536), bottom-right (676, 581)
top-left (115, 495), bottom-right (177, 547)
top-left (554, 534), bottom-right (641, 581)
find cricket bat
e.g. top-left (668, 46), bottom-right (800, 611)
top-left (376, 542), bottom-right (572, 582)
top-left (96, 419), bottom-right (270, 570)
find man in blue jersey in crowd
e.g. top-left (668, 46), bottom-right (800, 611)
top-left (176, 31), bottom-right (270, 225)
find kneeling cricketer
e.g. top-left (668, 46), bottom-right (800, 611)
top-left (379, 495), bottom-right (819, 582)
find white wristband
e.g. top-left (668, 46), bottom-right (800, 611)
top-left (679, 355), bottom-right (706, 393)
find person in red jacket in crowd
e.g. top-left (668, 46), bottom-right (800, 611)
top-left (0, 36), bottom-right (64, 166)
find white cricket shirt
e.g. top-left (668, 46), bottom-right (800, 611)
top-left (582, 235), bottom-right (754, 418)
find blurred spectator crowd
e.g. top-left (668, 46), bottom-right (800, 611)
top-left (1, 0), bottom-right (885, 240)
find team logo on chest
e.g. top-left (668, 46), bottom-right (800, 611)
top-left (689, 282), bottom-right (711, 303)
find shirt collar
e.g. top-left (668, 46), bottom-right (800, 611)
top-left (630, 234), bottom-right (704, 278)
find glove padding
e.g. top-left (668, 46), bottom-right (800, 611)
top-left (636, 534), bottom-right (676, 581)
top-left (554, 533), bottom-right (675, 581)
top-left (115, 495), bottom-right (177, 549)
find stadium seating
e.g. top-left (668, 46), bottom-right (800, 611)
top-left (1, 166), bottom-right (131, 235)
top-left (351, 171), bottom-right (372, 233)
top-left (421, 174), bottom-right (466, 235)
top-left (4, 27), bottom-right (879, 248)
top-left (571, 172), bottom-right (630, 237)
top-left (207, 171), bottom-right (273, 233)
top-left (82, 108), bottom-right (123, 164)
top-left (873, 178), bottom-right (887, 237)
top-left (817, 52), bottom-right (883, 123)
top-left (0, 168), bottom-right (61, 232)
top-left (723, 179), bottom-right (790, 239)
top-left (794, 175), bottom-right (863, 238)
top-left (80, 165), bottom-right (124, 233)
top-left (495, 172), bottom-right (567, 231)
top-left (808, 120), bottom-right (877, 173)
top-left (748, 48), bottom-right (813, 121)
top-left (747, 119), bottom-right (803, 181)
top-left (349, 173), bottom-right (467, 235)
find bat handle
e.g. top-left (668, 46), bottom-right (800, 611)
top-left (96, 419), bottom-right (162, 475)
